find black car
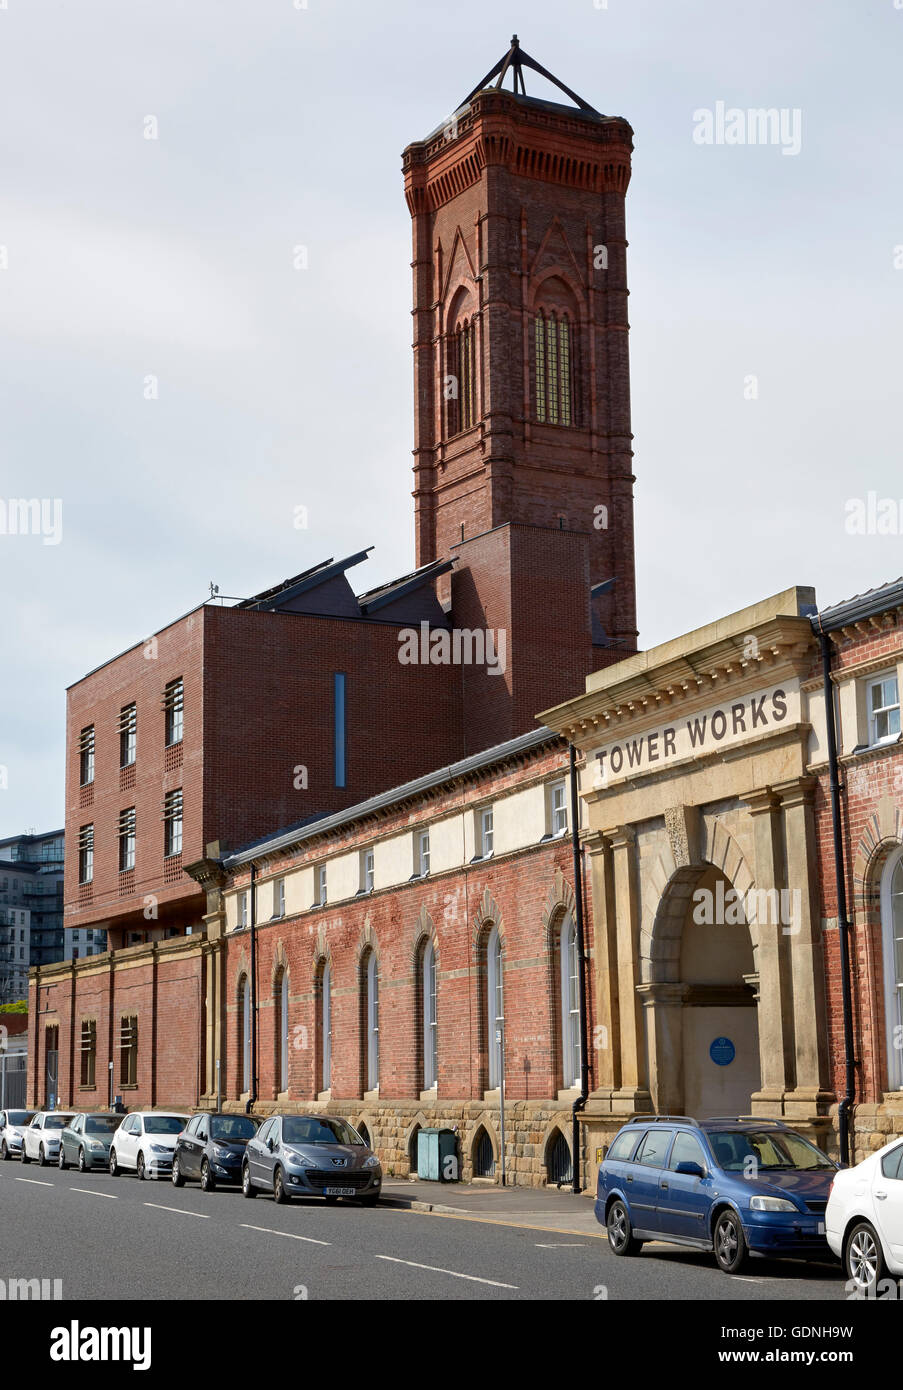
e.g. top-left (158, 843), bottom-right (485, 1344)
top-left (172, 1112), bottom-right (259, 1191)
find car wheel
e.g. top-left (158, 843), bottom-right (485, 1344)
top-left (171, 1156), bottom-right (185, 1188)
top-left (273, 1167), bottom-right (289, 1204)
top-left (78, 1149), bottom-right (87, 1174)
top-left (846, 1221), bottom-right (886, 1295)
top-left (1, 1141), bottom-right (9, 1161)
top-left (713, 1210), bottom-right (749, 1274)
top-left (58, 1146), bottom-right (68, 1170)
top-left (21, 1145), bottom-right (30, 1165)
top-left (109, 1148), bottom-right (120, 1177)
top-left (137, 1152), bottom-right (146, 1181)
top-left (38, 1144), bottom-right (47, 1167)
top-left (242, 1163), bottom-right (256, 1199)
top-left (200, 1159), bottom-right (215, 1193)
top-left (607, 1199), bottom-right (642, 1256)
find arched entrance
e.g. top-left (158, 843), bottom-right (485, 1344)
top-left (641, 862), bottom-right (761, 1119)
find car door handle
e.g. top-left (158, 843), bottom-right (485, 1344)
top-left (626, 1175), bottom-right (633, 1183)
top-left (660, 1181), bottom-right (668, 1190)
top-left (875, 1190), bottom-right (888, 1200)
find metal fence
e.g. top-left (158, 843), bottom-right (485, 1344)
top-left (0, 1053), bottom-right (27, 1109)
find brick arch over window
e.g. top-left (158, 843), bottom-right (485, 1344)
top-left (411, 904), bottom-right (439, 971)
top-left (270, 940), bottom-right (288, 988)
top-left (530, 274), bottom-right (583, 428)
top-left (445, 283), bottom-right (478, 438)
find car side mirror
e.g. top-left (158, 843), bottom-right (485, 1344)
top-left (675, 1160), bottom-right (705, 1178)
top-left (267, 1138), bottom-right (275, 1152)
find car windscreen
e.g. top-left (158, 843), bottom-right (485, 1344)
top-left (209, 1116), bottom-right (257, 1142)
top-left (84, 1116), bottom-right (121, 1134)
top-left (44, 1116), bottom-right (73, 1130)
top-left (6, 1112), bottom-right (33, 1125)
top-left (143, 1116), bottom-right (186, 1135)
top-left (707, 1129), bottom-right (834, 1172)
top-left (282, 1117), bottom-right (364, 1147)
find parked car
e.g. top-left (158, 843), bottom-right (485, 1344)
top-left (826, 1136), bottom-right (903, 1293)
top-left (0, 1109), bottom-right (34, 1160)
top-left (596, 1115), bottom-right (837, 1274)
top-left (241, 1113), bottom-right (382, 1205)
top-left (172, 1112), bottom-right (259, 1191)
top-left (21, 1111), bottom-right (76, 1165)
top-left (108, 1111), bottom-right (189, 1180)
top-left (58, 1112), bottom-right (122, 1172)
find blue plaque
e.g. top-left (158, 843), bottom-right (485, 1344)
top-left (710, 1036), bottom-right (736, 1067)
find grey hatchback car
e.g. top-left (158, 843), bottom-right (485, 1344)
top-left (242, 1114), bottom-right (382, 1205)
top-left (58, 1112), bottom-right (122, 1171)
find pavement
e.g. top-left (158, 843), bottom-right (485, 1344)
top-left (379, 1177), bottom-right (604, 1235)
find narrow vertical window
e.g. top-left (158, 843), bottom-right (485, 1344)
top-left (321, 961), bottom-right (332, 1091)
top-left (119, 703), bottom-right (137, 767)
top-left (120, 1015), bottom-right (138, 1087)
top-left (240, 979), bottom-right (251, 1094)
top-left (316, 865), bottom-right (327, 908)
top-left (164, 678), bottom-right (184, 746)
top-left (365, 951), bottom-right (379, 1090)
top-left (487, 925), bottom-right (503, 1090)
top-left (334, 672), bottom-right (346, 788)
top-left (279, 970), bottom-right (289, 1093)
top-left (80, 1019), bottom-right (96, 1088)
top-left (273, 878), bottom-right (285, 918)
top-left (546, 314), bottom-right (559, 424)
top-left (417, 828), bottom-right (430, 877)
top-left (79, 726), bottom-right (95, 786)
top-left (118, 807), bottom-right (136, 872)
top-left (423, 939), bottom-right (438, 1090)
top-left (78, 825), bottom-right (94, 884)
top-left (558, 317), bottom-right (572, 426)
top-left (881, 849), bottom-right (903, 1090)
top-left (560, 915), bottom-right (581, 1089)
top-left (535, 314), bottom-right (546, 423)
top-left (163, 789), bottom-right (183, 857)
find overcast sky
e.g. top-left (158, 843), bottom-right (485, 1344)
top-left (1, 0), bottom-right (901, 833)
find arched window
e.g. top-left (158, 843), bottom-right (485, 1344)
top-left (364, 950), bottom-right (379, 1091)
top-left (486, 924), bottom-right (503, 1090)
top-left (881, 848), bottom-right (903, 1089)
top-left (559, 915), bottom-right (581, 1089)
top-left (240, 975), bottom-right (251, 1095)
top-left (446, 296), bottom-right (477, 438)
top-left (534, 310), bottom-right (576, 426)
top-left (422, 939), bottom-right (438, 1090)
top-left (275, 968), bottom-right (289, 1094)
top-left (320, 960), bottom-right (332, 1092)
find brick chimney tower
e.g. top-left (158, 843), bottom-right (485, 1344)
top-left (402, 37), bottom-right (637, 654)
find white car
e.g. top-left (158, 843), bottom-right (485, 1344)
top-left (21, 1111), bottom-right (75, 1165)
top-left (108, 1112), bottom-right (189, 1180)
top-left (0, 1109), bottom-right (35, 1160)
top-left (826, 1137), bottom-right (903, 1292)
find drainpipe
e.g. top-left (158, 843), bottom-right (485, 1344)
top-left (813, 617), bottom-right (856, 1166)
top-left (569, 743), bottom-right (590, 1194)
top-left (245, 864), bottom-right (258, 1115)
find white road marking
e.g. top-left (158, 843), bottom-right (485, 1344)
top-left (535, 1242), bottom-right (585, 1248)
top-left (70, 1187), bottom-right (118, 1199)
top-left (240, 1224), bottom-right (331, 1246)
top-left (144, 1202), bottom-right (210, 1219)
top-left (375, 1254), bottom-right (518, 1288)
top-left (15, 1177), bottom-right (53, 1187)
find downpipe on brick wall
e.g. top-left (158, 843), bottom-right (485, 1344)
top-left (812, 616), bottom-right (855, 1167)
top-left (570, 744), bottom-right (589, 1194)
top-left (245, 863), bottom-right (258, 1114)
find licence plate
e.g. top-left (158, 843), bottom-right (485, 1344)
top-left (324, 1186), bottom-right (356, 1197)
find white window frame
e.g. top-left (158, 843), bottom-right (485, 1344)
top-left (560, 914), bottom-right (581, 1089)
top-left (317, 865), bottom-right (327, 908)
top-left (868, 673), bottom-right (901, 747)
top-left (487, 924), bottom-right (503, 1089)
top-left (417, 829), bottom-right (431, 878)
top-left (479, 807), bottom-right (494, 859)
top-left (360, 848), bottom-right (375, 894)
top-left (423, 939), bottom-right (438, 1090)
top-left (237, 892), bottom-right (248, 929)
top-left (366, 952), bottom-right (379, 1090)
top-left (273, 878), bottom-right (285, 919)
top-left (881, 846), bottom-right (903, 1090)
top-left (549, 780), bottom-right (568, 837)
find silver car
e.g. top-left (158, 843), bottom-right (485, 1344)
top-left (0, 1109), bottom-right (34, 1160)
top-left (21, 1111), bottom-right (75, 1165)
top-left (58, 1112), bottom-right (122, 1172)
top-left (242, 1114), bottom-right (382, 1206)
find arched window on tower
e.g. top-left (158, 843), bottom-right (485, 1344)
top-left (534, 310), bottom-right (576, 426)
top-left (445, 291), bottom-right (477, 438)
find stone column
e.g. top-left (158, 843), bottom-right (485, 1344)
top-left (776, 776), bottom-right (833, 1114)
top-left (608, 825), bottom-right (652, 1112)
top-left (584, 831), bottom-right (620, 1102)
top-left (740, 787), bottom-right (794, 1109)
top-left (637, 982), bottom-right (690, 1114)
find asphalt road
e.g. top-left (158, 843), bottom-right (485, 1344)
top-left (0, 1159), bottom-right (848, 1301)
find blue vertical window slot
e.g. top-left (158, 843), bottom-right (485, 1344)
top-left (334, 672), bottom-right (346, 788)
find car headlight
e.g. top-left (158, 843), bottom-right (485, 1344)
top-left (363, 1155), bottom-right (381, 1168)
top-left (750, 1195), bottom-right (798, 1212)
top-left (149, 1144), bottom-right (171, 1155)
top-left (89, 1141), bottom-right (105, 1150)
top-left (212, 1144), bottom-right (233, 1160)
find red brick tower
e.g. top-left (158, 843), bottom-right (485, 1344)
top-left (403, 37), bottom-right (637, 655)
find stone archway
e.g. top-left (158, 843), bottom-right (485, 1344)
top-left (639, 860), bottom-right (761, 1119)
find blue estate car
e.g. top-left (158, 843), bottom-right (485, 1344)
top-left (596, 1116), bottom-right (838, 1274)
